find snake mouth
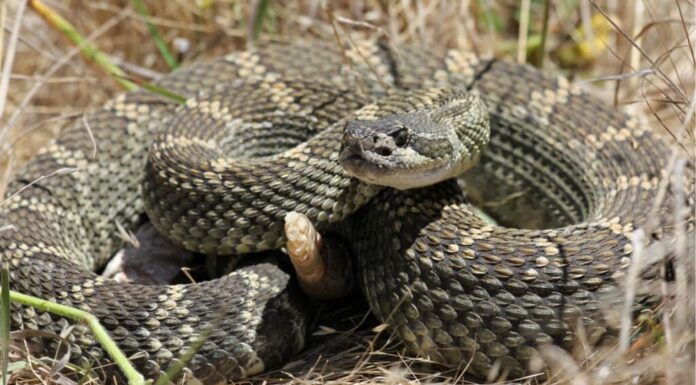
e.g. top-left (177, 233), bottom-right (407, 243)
top-left (340, 144), bottom-right (394, 178)
top-left (341, 143), bottom-right (462, 190)
top-left (340, 148), bottom-right (371, 179)
top-left (339, 146), bottom-right (364, 164)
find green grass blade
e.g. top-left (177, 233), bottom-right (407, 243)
top-left (139, 82), bottom-right (186, 104)
top-left (113, 75), bottom-right (186, 104)
top-left (475, 0), bottom-right (503, 33)
top-left (29, 0), bottom-right (137, 91)
top-left (537, 0), bottom-right (552, 68)
top-left (1, 268), bottom-right (10, 385)
top-left (9, 290), bottom-right (149, 385)
top-left (250, 0), bottom-right (271, 41)
top-left (153, 326), bottom-right (213, 385)
top-left (5, 361), bottom-right (26, 376)
top-left (471, 207), bottom-right (498, 225)
top-left (130, 0), bottom-right (178, 70)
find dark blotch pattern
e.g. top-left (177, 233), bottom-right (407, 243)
top-left (0, 40), bottom-right (692, 383)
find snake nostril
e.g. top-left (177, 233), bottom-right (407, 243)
top-left (375, 147), bottom-right (392, 157)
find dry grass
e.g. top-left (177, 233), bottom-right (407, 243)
top-left (1, 0), bottom-right (694, 384)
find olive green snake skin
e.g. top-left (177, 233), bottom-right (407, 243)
top-left (2, 40), bottom-right (691, 383)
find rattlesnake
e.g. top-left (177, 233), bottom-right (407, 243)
top-left (2, 40), bottom-right (690, 384)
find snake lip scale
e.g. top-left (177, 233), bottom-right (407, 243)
top-left (2, 40), bottom-right (692, 384)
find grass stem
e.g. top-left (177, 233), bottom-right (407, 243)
top-left (9, 290), bottom-right (149, 385)
top-left (29, 0), bottom-right (137, 91)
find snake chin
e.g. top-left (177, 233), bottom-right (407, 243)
top-left (340, 139), bottom-right (466, 191)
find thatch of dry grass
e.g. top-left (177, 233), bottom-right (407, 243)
top-left (0, 1), bottom-right (694, 384)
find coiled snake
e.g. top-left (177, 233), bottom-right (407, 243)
top-left (2, 40), bottom-right (690, 383)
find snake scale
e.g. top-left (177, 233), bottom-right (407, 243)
top-left (2, 40), bottom-right (691, 384)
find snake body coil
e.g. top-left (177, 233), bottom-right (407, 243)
top-left (2, 40), bottom-right (690, 383)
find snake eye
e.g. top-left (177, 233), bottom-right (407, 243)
top-left (389, 126), bottom-right (409, 147)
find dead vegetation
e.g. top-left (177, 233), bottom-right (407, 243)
top-left (1, 1), bottom-right (694, 384)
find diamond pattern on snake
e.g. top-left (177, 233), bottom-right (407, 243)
top-left (2, 40), bottom-right (692, 384)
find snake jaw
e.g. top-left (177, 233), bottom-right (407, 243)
top-left (340, 138), bottom-right (394, 170)
top-left (341, 147), bottom-right (437, 190)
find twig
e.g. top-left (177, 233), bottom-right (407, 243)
top-left (638, 72), bottom-right (688, 153)
top-left (0, 0), bottom-right (27, 140)
top-left (619, 229), bottom-right (644, 353)
top-left (675, 0), bottom-right (695, 66)
top-left (0, 0), bottom-right (5, 67)
top-left (0, 167), bottom-right (77, 208)
top-left (2, 8), bottom-right (130, 136)
top-left (577, 68), bottom-right (655, 84)
top-left (334, 15), bottom-right (387, 37)
top-left (590, 0), bottom-right (687, 101)
top-left (628, 0), bottom-right (645, 94)
top-left (81, 115), bottom-right (97, 159)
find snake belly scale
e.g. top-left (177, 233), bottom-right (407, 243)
top-left (1, 40), bottom-right (689, 383)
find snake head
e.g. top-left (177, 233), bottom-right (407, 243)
top-left (339, 89), bottom-right (490, 190)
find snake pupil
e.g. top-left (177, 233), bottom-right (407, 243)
top-left (390, 126), bottom-right (409, 147)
